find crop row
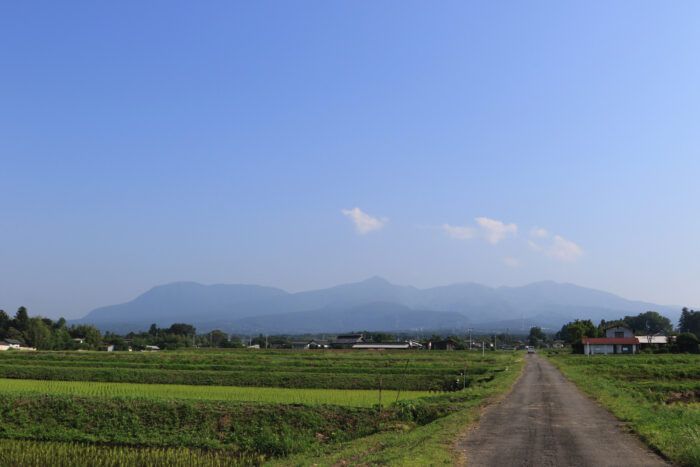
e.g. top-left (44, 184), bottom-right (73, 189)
top-left (0, 363), bottom-right (495, 391)
top-left (0, 378), bottom-right (432, 407)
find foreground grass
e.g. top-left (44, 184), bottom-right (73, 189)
top-left (0, 378), bottom-right (430, 407)
top-left (0, 351), bottom-right (523, 464)
top-left (269, 352), bottom-right (525, 466)
top-left (0, 439), bottom-right (262, 467)
top-left (545, 352), bottom-right (700, 467)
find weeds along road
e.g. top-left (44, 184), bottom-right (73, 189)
top-left (457, 354), bottom-right (668, 467)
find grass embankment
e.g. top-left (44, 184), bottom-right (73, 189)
top-left (271, 352), bottom-right (525, 466)
top-left (0, 395), bottom-right (390, 455)
top-left (545, 353), bottom-right (700, 467)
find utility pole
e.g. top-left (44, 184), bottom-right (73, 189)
top-left (482, 341), bottom-right (485, 357)
top-left (468, 328), bottom-right (473, 350)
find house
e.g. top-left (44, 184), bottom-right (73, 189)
top-left (101, 344), bottom-right (115, 352)
top-left (145, 345), bottom-right (160, 351)
top-left (552, 340), bottom-right (566, 349)
top-left (428, 339), bottom-right (456, 351)
top-left (292, 339), bottom-right (330, 350)
top-left (72, 338), bottom-right (85, 345)
top-left (292, 339), bottom-right (329, 350)
top-left (352, 340), bottom-right (423, 350)
top-left (0, 339), bottom-right (22, 350)
top-left (332, 334), bottom-right (365, 349)
top-left (582, 325), bottom-right (638, 355)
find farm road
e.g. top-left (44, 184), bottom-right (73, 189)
top-left (457, 354), bottom-right (668, 467)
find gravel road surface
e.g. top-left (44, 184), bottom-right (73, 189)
top-left (457, 354), bottom-right (668, 467)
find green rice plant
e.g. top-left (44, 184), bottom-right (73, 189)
top-left (0, 439), bottom-right (262, 466)
top-left (0, 378), bottom-right (431, 407)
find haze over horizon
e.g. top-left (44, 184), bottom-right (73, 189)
top-left (2, 2), bottom-right (700, 320)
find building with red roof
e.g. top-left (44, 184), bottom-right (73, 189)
top-left (582, 325), bottom-right (639, 355)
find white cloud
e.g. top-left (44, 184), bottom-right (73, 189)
top-left (546, 235), bottom-right (584, 261)
top-left (341, 207), bottom-right (386, 234)
top-left (530, 227), bottom-right (549, 238)
top-left (503, 257), bottom-right (521, 268)
top-left (475, 217), bottom-right (518, 244)
top-left (528, 240), bottom-right (543, 251)
top-left (442, 224), bottom-right (476, 240)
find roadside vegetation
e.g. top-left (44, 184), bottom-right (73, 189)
top-left (545, 352), bottom-right (700, 466)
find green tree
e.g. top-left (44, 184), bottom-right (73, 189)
top-left (675, 332), bottom-right (699, 353)
top-left (26, 318), bottom-right (52, 350)
top-left (679, 308), bottom-right (700, 338)
top-left (622, 311), bottom-right (673, 335)
top-left (0, 310), bottom-right (9, 338)
top-left (207, 329), bottom-right (228, 347)
top-left (168, 323), bottom-right (196, 337)
top-left (13, 307), bottom-right (29, 332)
top-left (528, 327), bottom-right (546, 347)
top-left (5, 327), bottom-right (26, 345)
top-left (558, 320), bottom-right (599, 347)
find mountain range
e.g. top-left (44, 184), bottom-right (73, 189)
top-left (71, 277), bottom-right (683, 335)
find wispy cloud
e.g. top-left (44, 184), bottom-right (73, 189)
top-left (530, 227), bottom-right (549, 238)
top-left (442, 224), bottom-right (476, 240)
top-left (503, 257), bottom-right (521, 268)
top-left (475, 217), bottom-right (518, 244)
top-left (529, 232), bottom-right (583, 261)
top-left (341, 207), bottom-right (386, 234)
top-left (546, 235), bottom-right (583, 261)
top-left (528, 239), bottom-right (543, 251)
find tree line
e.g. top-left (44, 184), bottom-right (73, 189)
top-left (555, 309), bottom-right (699, 353)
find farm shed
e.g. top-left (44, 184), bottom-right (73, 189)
top-left (332, 334), bottom-right (365, 348)
top-left (352, 340), bottom-right (423, 350)
top-left (582, 337), bottom-right (639, 355)
top-left (636, 335), bottom-right (673, 347)
top-left (428, 339), bottom-right (456, 351)
top-left (291, 340), bottom-right (329, 350)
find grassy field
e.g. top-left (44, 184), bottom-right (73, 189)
top-left (0, 349), bottom-right (500, 390)
top-left (0, 349), bottom-right (524, 464)
top-left (545, 352), bottom-right (700, 467)
top-left (0, 378), bottom-right (431, 407)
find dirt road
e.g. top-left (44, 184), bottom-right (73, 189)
top-left (457, 354), bottom-right (668, 467)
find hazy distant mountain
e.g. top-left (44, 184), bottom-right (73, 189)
top-left (230, 302), bottom-right (471, 334)
top-left (72, 277), bottom-right (683, 334)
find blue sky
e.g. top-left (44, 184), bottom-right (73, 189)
top-left (2, 2), bottom-right (699, 319)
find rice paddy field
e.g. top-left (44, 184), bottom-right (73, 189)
top-left (0, 378), bottom-right (430, 406)
top-left (0, 349), bottom-right (524, 465)
top-left (545, 352), bottom-right (700, 467)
